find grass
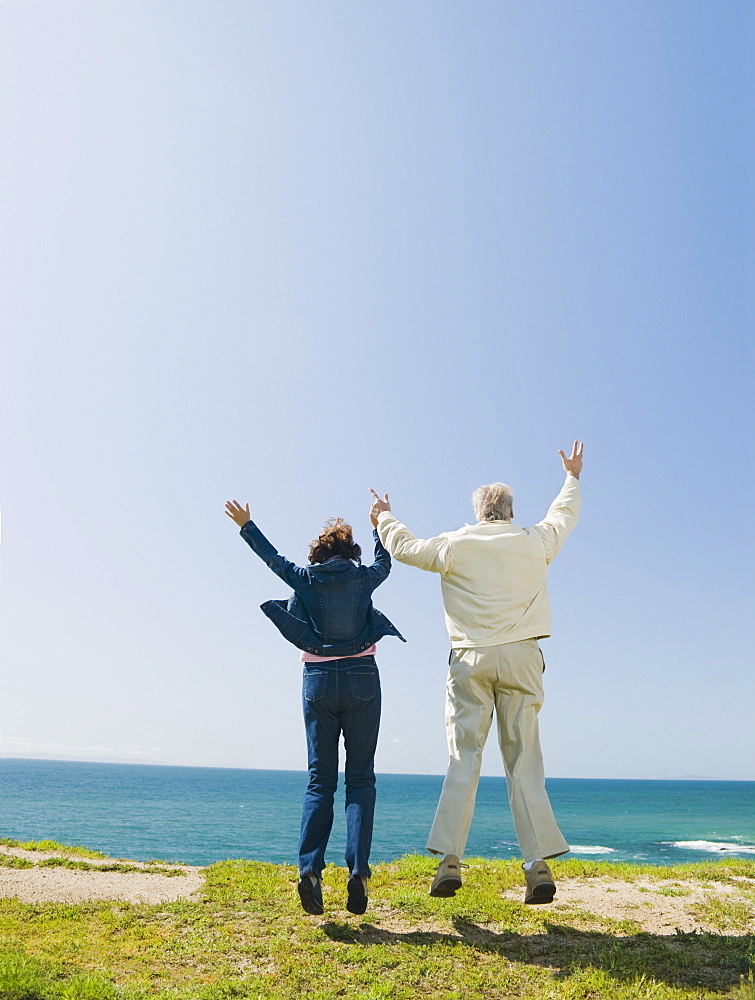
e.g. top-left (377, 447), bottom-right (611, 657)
top-left (689, 896), bottom-right (755, 934)
top-left (34, 858), bottom-right (185, 877)
top-left (0, 841), bottom-right (186, 877)
top-left (0, 858), bottom-right (34, 870)
top-left (0, 847), bottom-right (754, 999)
top-left (0, 952), bottom-right (126, 999)
top-left (0, 840), bottom-right (107, 860)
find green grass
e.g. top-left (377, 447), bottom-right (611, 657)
top-left (33, 858), bottom-right (185, 877)
top-left (689, 895), bottom-right (755, 934)
top-left (0, 840), bottom-right (107, 859)
top-left (729, 974), bottom-right (755, 1000)
top-left (0, 951), bottom-right (124, 999)
top-left (1, 850), bottom-right (753, 999)
top-left (0, 858), bottom-right (34, 870)
top-left (0, 841), bottom-right (186, 876)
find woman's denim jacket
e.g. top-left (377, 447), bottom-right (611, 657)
top-left (239, 520), bottom-right (405, 656)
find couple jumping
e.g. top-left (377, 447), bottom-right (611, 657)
top-left (225, 440), bottom-right (583, 916)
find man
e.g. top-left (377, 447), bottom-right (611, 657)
top-left (369, 441), bottom-right (583, 904)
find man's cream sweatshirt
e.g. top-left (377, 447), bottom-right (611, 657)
top-left (376, 475), bottom-right (581, 649)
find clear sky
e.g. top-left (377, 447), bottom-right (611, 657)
top-left (1, 1), bottom-right (752, 780)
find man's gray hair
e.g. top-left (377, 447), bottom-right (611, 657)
top-left (471, 482), bottom-right (514, 522)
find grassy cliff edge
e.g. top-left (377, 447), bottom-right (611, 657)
top-left (0, 842), bottom-right (753, 999)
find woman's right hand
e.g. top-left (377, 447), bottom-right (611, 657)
top-left (225, 500), bottom-right (251, 527)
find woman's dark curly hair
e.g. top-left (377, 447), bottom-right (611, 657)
top-left (308, 518), bottom-right (361, 565)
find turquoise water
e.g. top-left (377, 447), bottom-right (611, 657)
top-left (1, 758), bottom-right (753, 868)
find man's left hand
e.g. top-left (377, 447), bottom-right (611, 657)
top-left (558, 441), bottom-right (584, 479)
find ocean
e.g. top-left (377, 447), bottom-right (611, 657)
top-left (1, 758), bottom-right (753, 868)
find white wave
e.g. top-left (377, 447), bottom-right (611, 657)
top-left (665, 840), bottom-right (755, 855)
top-left (570, 845), bottom-right (616, 855)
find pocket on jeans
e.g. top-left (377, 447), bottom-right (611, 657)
top-left (303, 669), bottom-right (328, 702)
top-left (346, 670), bottom-right (378, 701)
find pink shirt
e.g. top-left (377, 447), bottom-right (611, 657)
top-left (300, 645), bottom-right (377, 663)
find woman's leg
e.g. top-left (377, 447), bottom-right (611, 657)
top-left (341, 659), bottom-right (381, 878)
top-left (298, 666), bottom-right (340, 877)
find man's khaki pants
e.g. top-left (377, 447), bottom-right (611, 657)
top-left (427, 639), bottom-right (569, 864)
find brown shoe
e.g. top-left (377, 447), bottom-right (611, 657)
top-left (429, 854), bottom-right (462, 897)
top-left (523, 861), bottom-right (556, 904)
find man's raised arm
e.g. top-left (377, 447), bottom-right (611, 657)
top-left (369, 489), bottom-right (452, 574)
top-left (532, 441), bottom-right (584, 564)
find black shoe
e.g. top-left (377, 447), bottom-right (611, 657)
top-left (346, 874), bottom-right (368, 915)
top-left (297, 875), bottom-right (323, 915)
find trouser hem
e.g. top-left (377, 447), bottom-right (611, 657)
top-left (426, 843), bottom-right (454, 857)
top-left (522, 844), bottom-right (569, 864)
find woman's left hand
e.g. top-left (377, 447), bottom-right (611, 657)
top-left (225, 500), bottom-right (251, 527)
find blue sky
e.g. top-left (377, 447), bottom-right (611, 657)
top-left (1, 1), bottom-right (752, 779)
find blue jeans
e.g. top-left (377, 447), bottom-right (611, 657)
top-left (298, 656), bottom-right (381, 879)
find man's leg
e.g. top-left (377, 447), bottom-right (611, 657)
top-left (493, 640), bottom-right (569, 864)
top-left (427, 648), bottom-right (496, 859)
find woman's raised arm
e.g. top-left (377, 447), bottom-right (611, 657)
top-left (225, 500), bottom-right (308, 589)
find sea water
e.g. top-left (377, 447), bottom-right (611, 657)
top-left (1, 758), bottom-right (753, 868)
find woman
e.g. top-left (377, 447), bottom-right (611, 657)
top-left (225, 499), bottom-right (404, 916)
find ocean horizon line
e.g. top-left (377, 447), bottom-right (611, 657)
top-left (3, 758), bottom-right (753, 867)
top-left (1, 755), bottom-right (751, 783)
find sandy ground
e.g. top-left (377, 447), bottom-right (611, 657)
top-left (500, 873), bottom-right (755, 935)
top-left (0, 845), bottom-right (203, 905)
top-left (2, 845), bottom-right (754, 935)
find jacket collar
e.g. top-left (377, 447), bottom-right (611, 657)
top-left (309, 556), bottom-right (358, 575)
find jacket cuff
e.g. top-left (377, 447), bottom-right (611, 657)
top-left (375, 510), bottom-right (395, 544)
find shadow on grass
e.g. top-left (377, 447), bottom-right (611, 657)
top-left (321, 918), bottom-right (754, 993)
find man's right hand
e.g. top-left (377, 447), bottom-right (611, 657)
top-left (369, 489), bottom-right (391, 528)
top-left (558, 441), bottom-right (584, 479)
